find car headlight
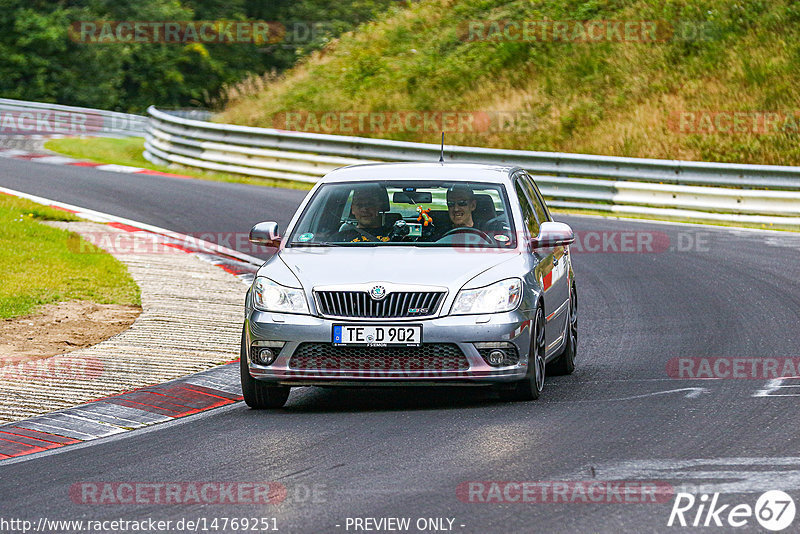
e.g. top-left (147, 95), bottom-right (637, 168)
top-left (252, 277), bottom-right (309, 314)
top-left (451, 278), bottom-right (522, 315)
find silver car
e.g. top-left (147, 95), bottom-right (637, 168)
top-left (241, 163), bottom-right (577, 408)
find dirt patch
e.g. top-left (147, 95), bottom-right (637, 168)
top-left (0, 300), bottom-right (141, 366)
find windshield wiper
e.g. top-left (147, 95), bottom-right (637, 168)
top-left (287, 242), bottom-right (347, 247)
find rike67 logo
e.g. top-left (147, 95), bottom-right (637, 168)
top-left (668, 491), bottom-right (796, 531)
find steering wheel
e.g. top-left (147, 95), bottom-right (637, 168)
top-left (439, 226), bottom-right (493, 243)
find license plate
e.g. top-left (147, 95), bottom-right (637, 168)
top-left (332, 324), bottom-right (422, 347)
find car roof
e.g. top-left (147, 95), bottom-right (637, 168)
top-left (320, 162), bottom-right (521, 184)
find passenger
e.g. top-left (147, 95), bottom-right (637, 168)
top-left (446, 184), bottom-right (477, 228)
top-left (334, 185), bottom-right (393, 242)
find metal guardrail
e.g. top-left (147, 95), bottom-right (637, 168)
top-left (144, 106), bottom-right (800, 226)
top-left (0, 98), bottom-right (146, 137)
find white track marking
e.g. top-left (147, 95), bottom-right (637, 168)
top-left (596, 387), bottom-right (710, 401)
top-left (568, 457), bottom-right (800, 494)
top-left (544, 387), bottom-right (711, 403)
top-left (753, 378), bottom-right (800, 397)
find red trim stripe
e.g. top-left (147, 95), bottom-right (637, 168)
top-left (67, 161), bottom-right (103, 167)
top-left (543, 271), bottom-right (553, 291)
top-left (13, 154), bottom-right (50, 160)
top-left (0, 427), bottom-right (80, 445)
top-left (164, 242), bottom-right (194, 253)
top-left (0, 427), bottom-right (80, 458)
top-left (135, 169), bottom-right (192, 179)
top-left (107, 222), bottom-right (142, 232)
top-left (48, 205), bottom-right (78, 214)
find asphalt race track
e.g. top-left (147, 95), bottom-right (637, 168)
top-left (2, 157), bottom-right (800, 532)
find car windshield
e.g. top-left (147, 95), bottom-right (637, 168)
top-left (287, 180), bottom-right (516, 248)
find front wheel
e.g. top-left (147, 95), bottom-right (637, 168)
top-left (498, 307), bottom-right (546, 402)
top-left (240, 328), bottom-right (290, 409)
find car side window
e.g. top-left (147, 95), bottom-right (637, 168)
top-left (514, 179), bottom-right (540, 238)
top-left (524, 174), bottom-right (551, 222)
top-left (520, 174), bottom-right (549, 225)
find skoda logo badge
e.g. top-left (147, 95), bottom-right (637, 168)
top-left (370, 285), bottom-right (387, 301)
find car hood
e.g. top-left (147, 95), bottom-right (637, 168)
top-left (272, 247), bottom-right (521, 292)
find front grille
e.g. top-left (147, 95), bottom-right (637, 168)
top-left (315, 291), bottom-right (445, 318)
top-left (289, 343), bottom-right (469, 371)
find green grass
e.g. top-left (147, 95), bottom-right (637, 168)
top-left (0, 195), bottom-right (141, 319)
top-left (43, 137), bottom-right (313, 191)
top-left (219, 0), bottom-right (800, 166)
top-left (44, 137), bottom-right (151, 170)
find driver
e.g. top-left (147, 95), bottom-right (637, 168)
top-left (334, 185), bottom-right (392, 242)
top-left (430, 184), bottom-right (495, 243)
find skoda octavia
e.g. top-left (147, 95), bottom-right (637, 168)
top-left (241, 163), bottom-right (577, 408)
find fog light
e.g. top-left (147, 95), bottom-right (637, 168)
top-left (487, 350), bottom-right (506, 366)
top-left (257, 348), bottom-right (277, 365)
top-left (250, 340), bottom-right (284, 365)
top-left (474, 342), bottom-right (520, 367)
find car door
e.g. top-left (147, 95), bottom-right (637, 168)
top-left (522, 172), bottom-right (570, 351)
top-left (513, 173), bottom-right (559, 349)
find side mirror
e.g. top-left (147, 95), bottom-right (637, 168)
top-left (532, 221), bottom-right (575, 249)
top-left (249, 221), bottom-right (281, 247)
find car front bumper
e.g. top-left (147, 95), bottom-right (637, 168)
top-left (245, 309), bottom-right (534, 386)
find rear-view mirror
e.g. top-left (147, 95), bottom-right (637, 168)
top-left (392, 191), bottom-right (433, 204)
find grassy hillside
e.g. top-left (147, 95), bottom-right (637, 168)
top-left (218, 0), bottom-right (800, 165)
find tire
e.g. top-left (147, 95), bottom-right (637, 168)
top-left (498, 306), bottom-right (546, 402)
top-left (240, 328), bottom-right (290, 409)
top-left (548, 286), bottom-right (577, 376)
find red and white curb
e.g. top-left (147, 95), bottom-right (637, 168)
top-left (0, 363), bottom-right (241, 460)
top-left (0, 185), bottom-right (263, 284)
top-left (0, 146), bottom-right (192, 179)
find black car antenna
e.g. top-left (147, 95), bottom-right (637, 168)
top-left (439, 131), bottom-right (445, 164)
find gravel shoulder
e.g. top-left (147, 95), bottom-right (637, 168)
top-left (0, 300), bottom-right (140, 360)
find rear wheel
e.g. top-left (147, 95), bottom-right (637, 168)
top-left (548, 286), bottom-right (577, 376)
top-left (240, 327), bottom-right (290, 409)
top-left (498, 307), bottom-right (545, 402)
